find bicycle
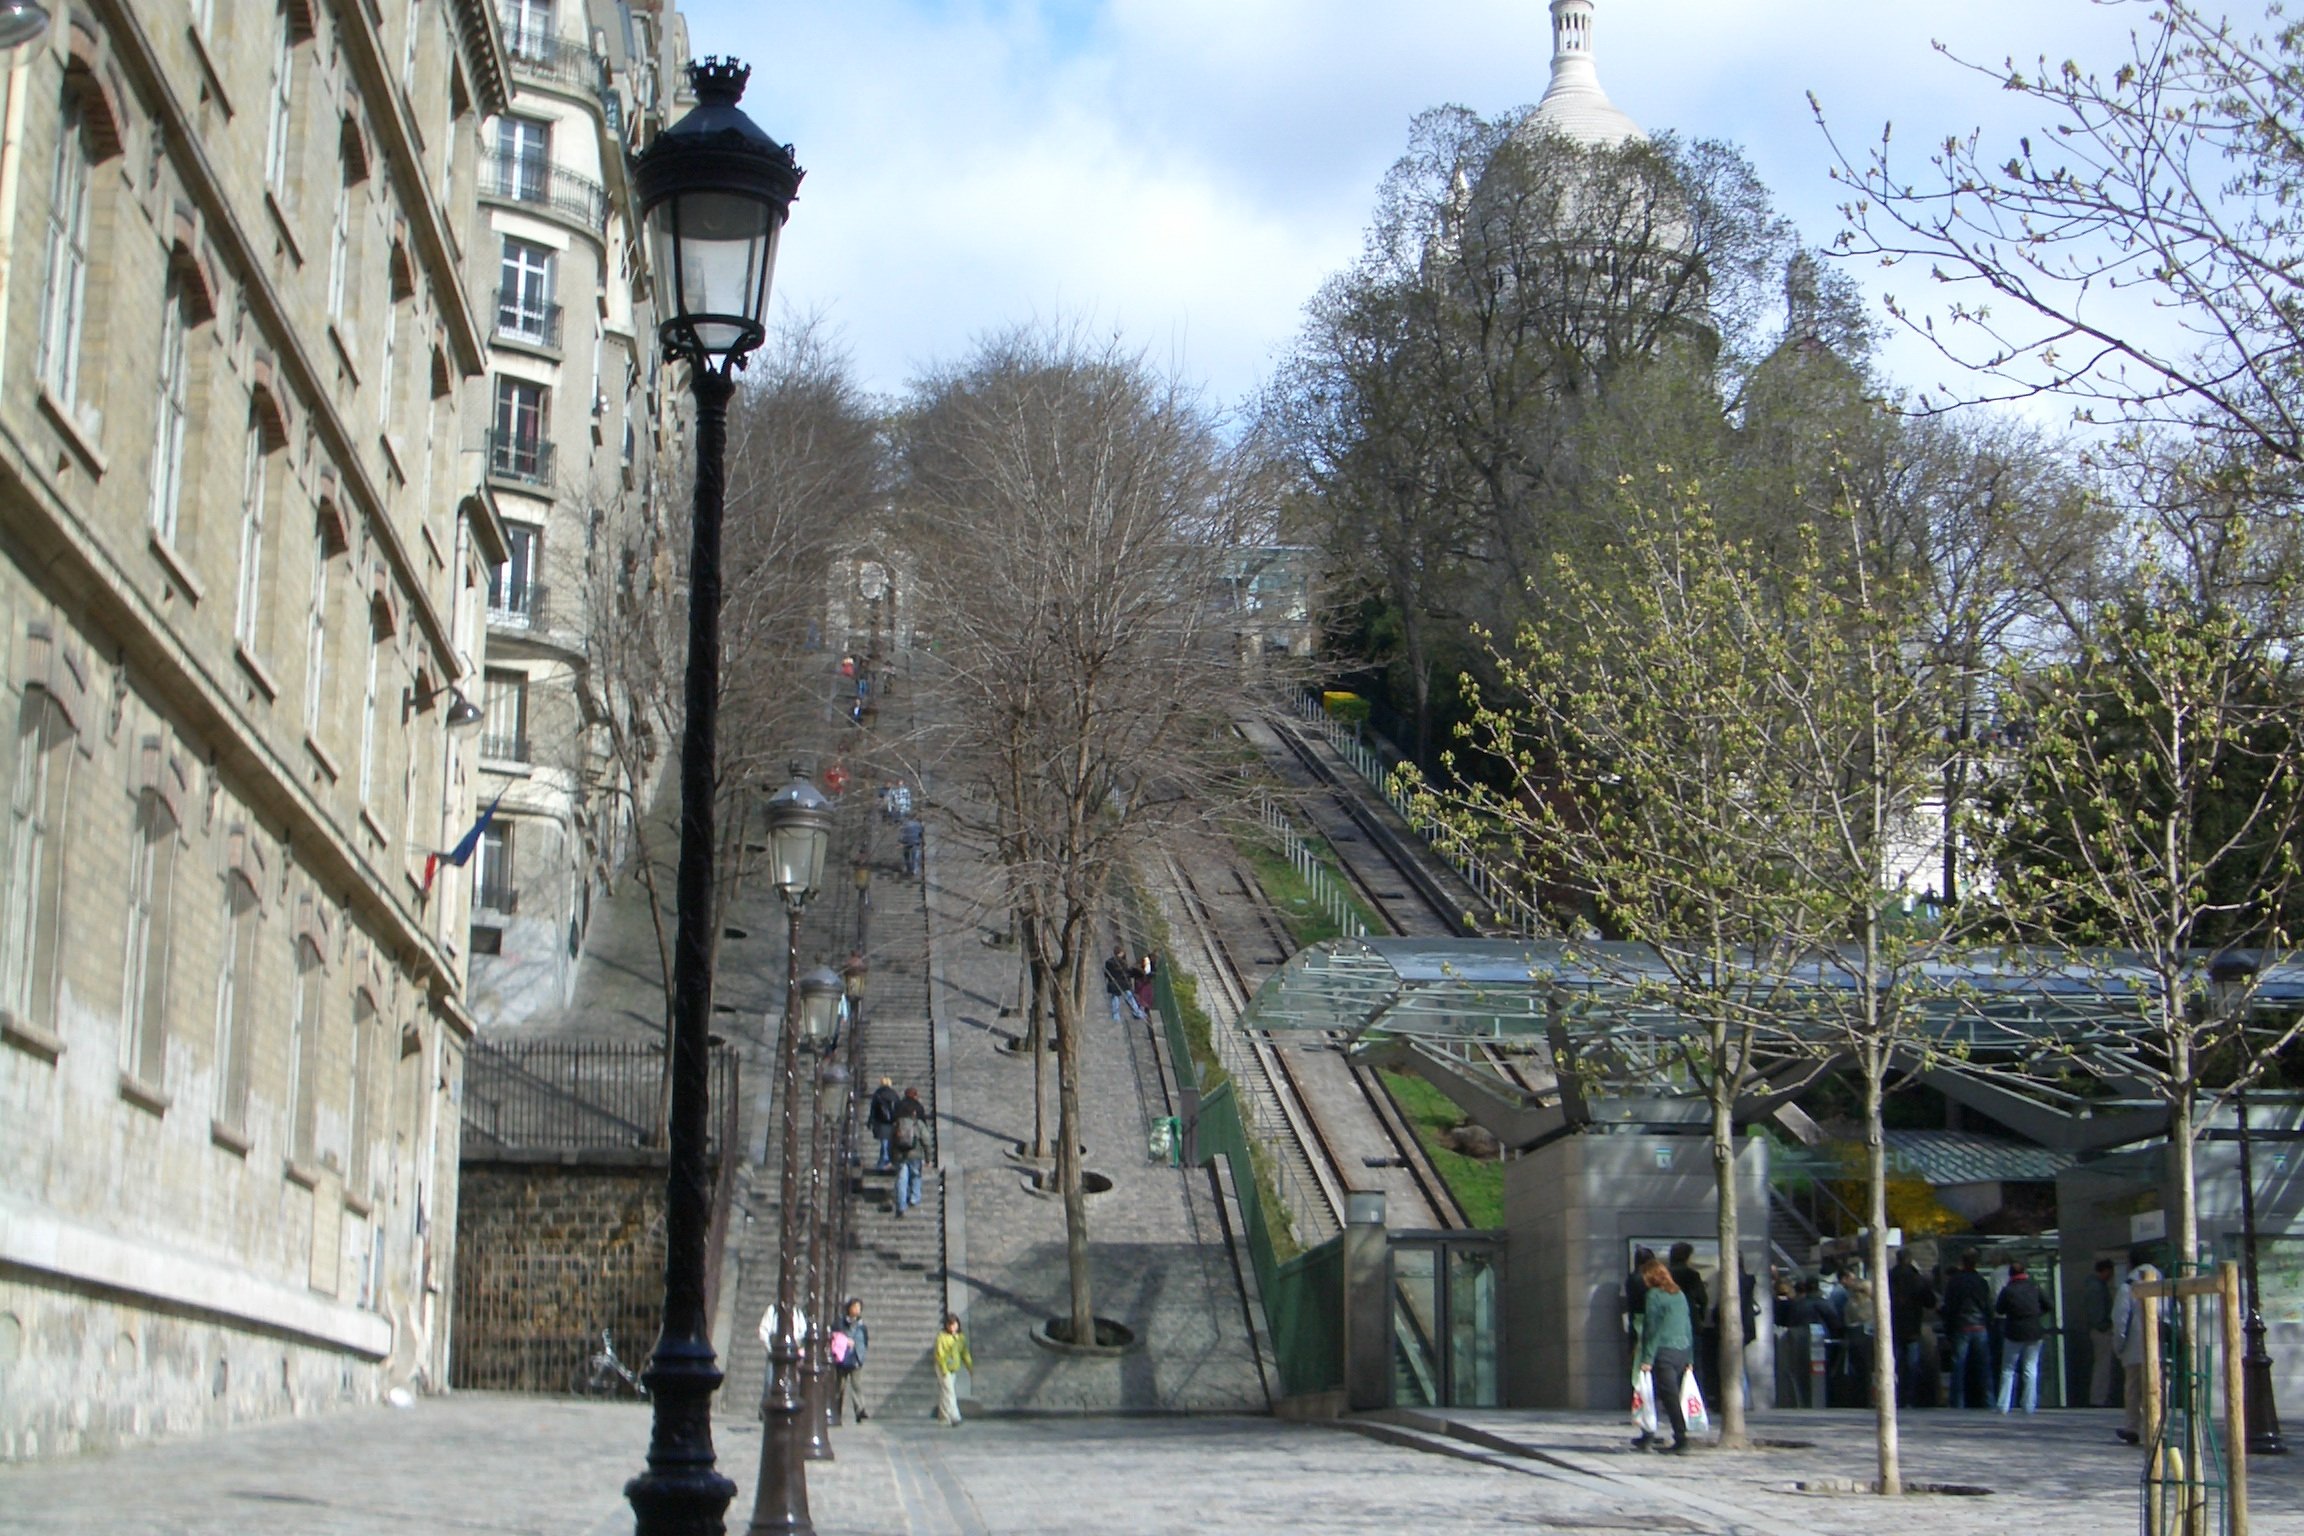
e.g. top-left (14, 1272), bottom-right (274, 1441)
top-left (572, 1329), bottom-right (649, 1400)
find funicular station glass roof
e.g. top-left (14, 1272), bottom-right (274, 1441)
top-left (1237, 938), bottom-right (2304, 1150)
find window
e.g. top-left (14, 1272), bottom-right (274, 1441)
top-left (348, 989), bottom-right (379, 1192)
top-left (475, 818), bottom-right (515, 910)
top-left (488, 522), bottom-right (538, 623)
top-left (494, 116), bottom-right (549, 202)
top-left (326, 168), bottom-right (353, 324)
top-left (37, 89), bottom-right (93, 409)
top-left (304, 527), bottom-right (332, 735)
top-left (357, 633), bottom-right (381, 804)
top-left (213, 863), bottom-right (261, 1130)
top-left (497, 238), bottom-right (555, 345)
top-left (504, 0), bottom-right (553, 59)
top-left (490, 375), bottom-right (550, 483)
top-left (480, 668), bottom-right (527, 762)
top-left (1, 691), bottom-right (74, 1029)
top-left (120, 786), bottom-right (179, 1087)
top-left (287, 932), bottom-right (324, 1163)
top-left (234, 415), bottom-right (270, 652)
top-left (378, 295), bottom-right (397, 430)
top-left (264, 4), bottom-right (296, 198)
top-left (149, 276), bottom-right (192, 544)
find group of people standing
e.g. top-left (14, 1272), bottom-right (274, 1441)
top-left (1103, 944), bottom-right (1157, 1022)
top-left (866, 1078), bottom-right (933, 1216)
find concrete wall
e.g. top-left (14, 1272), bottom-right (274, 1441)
top-left (1504, 1131), bottom-right (1772, 1411)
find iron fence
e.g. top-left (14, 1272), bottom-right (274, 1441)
top-left (461, 1037), bottom-right (736, 1155)
top-left (451, 1246), bottom-right (661, 1395)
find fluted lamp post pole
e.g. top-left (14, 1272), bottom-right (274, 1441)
top-left (625, 54), bottom-right (801, 1536)
top-left (804, 1001), bottom-right (850, 1459)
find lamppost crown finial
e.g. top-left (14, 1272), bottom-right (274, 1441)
top-left (689, 56), bottom-right (751, 104)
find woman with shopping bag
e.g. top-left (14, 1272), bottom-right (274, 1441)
top-left (1633, 1254), bottom-right (1696, 1453)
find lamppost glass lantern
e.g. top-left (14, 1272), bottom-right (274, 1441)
top-left (797, 966), bottom-right (844, 1050)
top-left (632, 58), bottom-right (803, 372)
top-left (842, 952), bottom-right (868, 1006)
top-left (764, 776), bottom-right (833, 908)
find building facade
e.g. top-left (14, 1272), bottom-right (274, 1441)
top-left (0, 0), bottom-right (516, 1457)
top-left (464, 0), bottom-right (684, 1030)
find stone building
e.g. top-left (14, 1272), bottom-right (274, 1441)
top-left (464, 0), bottom-right (685, 1030)
top-left (0, 0), bottom-right (515, 1457)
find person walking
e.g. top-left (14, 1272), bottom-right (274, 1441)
top-left (1634, 1254), bottom-right (1696, 1453)
top-left (934, 1313), bottom-right (973, 1426)
top-left (867, 1077), bottom-right (899, 1171)
top-left (1132, 953), bottom-right (1158, 1020)
top-left (898, 815), bottom-right (924, 877)
top-left (1941, 1249), bottom-right (1993, 1409)
top-left (891, 1088), bottom-right (931, 1216)
top-left (2113, 1261), bottom-right (2164, 1444)
top-left (832, 1298), bottom-right (870, 1423)
top-left (2084, 1257), bottom-right (2120, 1407)
top-left (1103, 944), bottom-right (1139, 1023)
top-left (1993, 1261), bottom-right (2052, 1413)
top-left (1887, 1249), bottom-right (1937, 1406)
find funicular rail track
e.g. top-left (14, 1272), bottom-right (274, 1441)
top-left (1161, 846), bottom-right (1454, 1237)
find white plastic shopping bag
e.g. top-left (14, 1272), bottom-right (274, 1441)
top-left (1630, 1367), bottom-right (1659, 1436)
top-left (1679, 1366), bottom-right (1711, 1440)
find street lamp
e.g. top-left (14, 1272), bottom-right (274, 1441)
top-left (750, 776), bottom-right (833, 1532)
top-left (796, 960), bottom-right (848, 1464)
top-left (2210, 954), bottom-right (2287, 1458)
top-left (623, 56), bottom-right (802, 1536)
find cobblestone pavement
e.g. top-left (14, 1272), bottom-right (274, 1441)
top-left (8, 1393), bottom-right (2299, 1534)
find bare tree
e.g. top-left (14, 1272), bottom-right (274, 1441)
top-left (893, 323), bottom-right (1255, 1346)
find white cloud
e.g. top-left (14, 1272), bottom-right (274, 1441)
top-left (680, 0), bottom-right (2180, 413)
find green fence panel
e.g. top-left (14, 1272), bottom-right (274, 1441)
top-left (1152, 957), bottom-right (1339, 1398)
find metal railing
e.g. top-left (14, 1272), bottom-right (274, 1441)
top-left (475, 861), bottom-right (520, 906)
top-left (487, 581), bottom-right (548, 631)
top-left (477, 732), bottom-right (529, 768)
top-left (481, 154), bottom-right (608, 232)
top-left (500, 20), bottom-right (606, 96)
top-left (487, 429), bottom-right (554, 487)
top-left (1258, 793), bottom-right (1367, 940)
top-left (494, 290), bottom-right (564, 349)
top-left (1290, 688), bottom-right (1542, 936)
top-left (461, 1037), bottom-right (736, 1155)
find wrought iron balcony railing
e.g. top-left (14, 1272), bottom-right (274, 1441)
top-left (486, 429), bottom-right (554, 488)
top-left (480, 154), bottom-right (607, 233)
top-left (487, 581), bottom-right (548, 631)
top-left (495, 290), bottom-right (564, 350)
top-left (499, 20), bottom-right (607, 97)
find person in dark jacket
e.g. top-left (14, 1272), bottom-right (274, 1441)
top-left (1103, 944), bottom-right (1139, 1022)
top-left (1887, 1249), bottom-right (1937, 1406)
top-left (1635, 1255), bottom-right (1696, 1452)
top-left (1993, 1261), bottom-right (2052, 1414)
top-left (1667, 1242), bottom-right (1713, 1399)
top-left (1941, 1249), bottom-right (1994, 1409)
top-left (867, 1077), bottom-right (899, 1170)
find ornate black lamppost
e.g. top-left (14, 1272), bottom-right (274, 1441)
top-left (624, 55), bottom-right (802, 1536)
top-left (801, 974), bottom-right (850, 1461)
top-left (2236, 1085), bottom-right (2288, 1456)
top-left (751, 779), bottom-right (834, 1532)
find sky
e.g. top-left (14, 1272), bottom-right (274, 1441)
top-left (679, 0), bottom-right (2158, 414)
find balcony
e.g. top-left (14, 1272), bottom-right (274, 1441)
top-left (475, 866), bottom-right (521, 910)
top-left (495, 290), bottom-right (564, 351)
top-left (487, 581), bottom-right (548, 632)
top-left (500, 21), bottom-right (607, 98)
top-left (480, 154), bottom-right (607, 233)
top-left (486, 430), bottom-right (554, 489)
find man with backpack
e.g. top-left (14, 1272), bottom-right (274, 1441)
top-left (891, 1087), bottom-right (931, 1216)
top-left (867, 1077), bottom-right (900, 1171)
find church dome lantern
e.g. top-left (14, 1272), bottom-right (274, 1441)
top-left (1527, 0), bottom-right (1645, 149)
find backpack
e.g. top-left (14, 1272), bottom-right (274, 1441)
top-left (892, 1113), bottom-right (920, 1152)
